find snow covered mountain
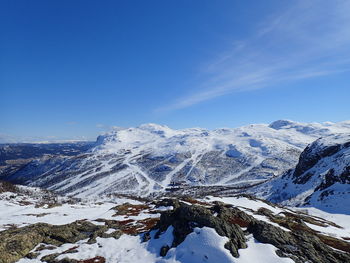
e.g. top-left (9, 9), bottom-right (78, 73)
top-left (8, 120), bottom-right (349, 198)
top-left (255, 133), bottom-right (350, 213)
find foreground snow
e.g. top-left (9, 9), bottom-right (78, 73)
top-left (1, 188), bottom-right (350, 263)
top-left (16, 228), bottom-right (294, 263)
top-left (0, 191), bottom-right (140, 231)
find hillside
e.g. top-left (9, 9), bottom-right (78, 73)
top-left (255, 133), bottom-right (350, 213)
top-left (0, 142), bottom-right (94, 181)
top-left (5, 120), bottom-right (349, 198)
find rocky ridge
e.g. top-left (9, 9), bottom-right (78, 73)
top-left (255, 133), bottom-right (350, 213)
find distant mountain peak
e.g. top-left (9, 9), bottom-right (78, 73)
top-left (268, 119), bottom-right (297, 130)
top-left (138, 123), bottom-right (170, 130)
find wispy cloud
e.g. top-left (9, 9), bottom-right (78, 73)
top-left (156, 0), bottom-right (350, 112)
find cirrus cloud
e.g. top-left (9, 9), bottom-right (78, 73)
top-left (156, 0), bottom-right (350, 112)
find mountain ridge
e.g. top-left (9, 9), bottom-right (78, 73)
top-left (4, 120), bottom-right (348, 199)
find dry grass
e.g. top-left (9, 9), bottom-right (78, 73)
top-left (227, 217), bottom-right (250, 228)
top-left (112, 203), bottom-right (150, 217)
top-left (317, 234), bottom-right (350, 253)
top-left (79, 256), bottom-right (105, 263)
top-left (137, 217), bottom-right (160, 231)
top-left (62, 246), bottom-right (79, 254)
top-left (282, 211), bottom-right (341, 228)
top-left (115, 217), bottom-right (160, 235)
top-left (118, 219), bottom-right (135, 225)
top-left (18, 200), bottom-right (34, 206)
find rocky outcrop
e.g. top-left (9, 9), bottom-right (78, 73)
top-left (152, 200), bottom-right (248, 257)
top-left (292, 137), bottom-right (345, 184)
top-left (0, 221), bottom-right (121, 263)
top-left (259, 134), bottom-right (350, 213)
top-left (248, 220), bottom-right (350, 263)
top-left (148, 199), bottom-right (350, 263)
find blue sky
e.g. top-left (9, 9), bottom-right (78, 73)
top-left (1, 0), bottom-right (350, 142)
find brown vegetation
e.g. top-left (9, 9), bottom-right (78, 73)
top-left (79, 256), bottom-right (105, 263)
top-left (112, 203), bottom-right (150, 216)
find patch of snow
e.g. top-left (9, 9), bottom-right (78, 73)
top-left (235, 235), bottom-right (294, 263)
top-left (164, 227), bottom-right (235, 263)
top-left (292, 207), bottom-right (350, 239)
top-left (105, 228), bottom-right (116, 234)
top-left (155, 206), bottom-right (174, 211)
top-left (147, 226), bottom-right (175, 256)
top-left (56, 236), bottom-right (158, 263)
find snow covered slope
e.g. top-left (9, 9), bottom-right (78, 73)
top-left (256, 133), bottom-right (350, 213)
top-left (8, 120), bottom-right (350, 198)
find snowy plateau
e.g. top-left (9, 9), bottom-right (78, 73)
top-left (1, 120), bottom-right (350, 263)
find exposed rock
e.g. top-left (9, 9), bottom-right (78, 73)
top-left (260, 134), bottom-right (350, 213)
top-left (292, 135), bottom-right (348, 184)
top-left (149, 198), bottom-right (350, 263)
top-left (152, 200), bottom-right (248, 257)
top-left (0, 220), bottom-right (121, 263)
top-left (41, 254), bottom-right (79, 263)
top-left (40, 253), bottom-right (61, 263)
top-left (293, 143), bottom-right (341, 183)
top-left (159, 245), bottom-right (170, 257)
top-left (248, 220), bottom-right (350, 263)
top-left (152, 198), bottom-right (180, 209)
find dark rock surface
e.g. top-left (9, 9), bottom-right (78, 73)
top-left (152, 199), bottom-right (249, 257)
top-left (0, 220), bottom-right (121, 263)
top-left (149, 199), bottom-right (350, 263)
top-left (292, 136), bottom-right (348, 184)
top-left (248, 220), bottom-right (350, 263)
